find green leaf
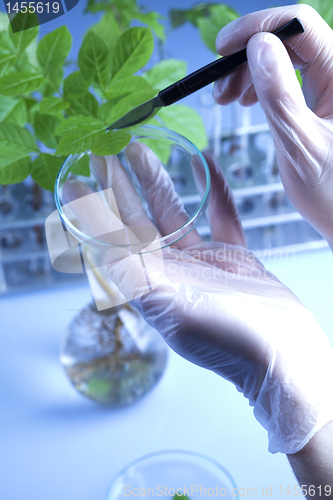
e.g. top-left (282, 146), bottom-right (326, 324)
top-left (23, 96), bottom-right (38, 111)
top-left (66, 92), bottom-right (99, 118)
top-left (8, 12), bottom-right (39, 53)
top-left (26, 99), bottom-right (39, 123)
top-left (0, 144), bottom-right (31, 184)
top-left (97, 99), bottom-right (117, 123)
top-left (40, 65), bottom-right (63, 97)
top-left (295, 69), bottom-right (303, 87)
top-left (99, 88), bottom-right (157, 125)
top-left (299, 0), bottom-right (333, 28)
top-left (31, 153), bottom-right (66, 192)
top-left (169, 8), bottom-right (188, 29)
top-left (110, 0), bottom-right (138, 28)
top-left (144, 59), bottom-right (187, 90)
top-left (63, 71), bottom-right (92, 101)
top-left (170, 4), bottom-right (215, 29)
top-left (139, 137), bottom-right (171, 165)
top-left (37, 26), bottom-right (72, 76)
top-left (105, 75), bottom-right (154, 100)
top-left (78, 31), bottom-right (111, 90)
top-left (158, 105), bottom-right (207, 151)
top-left (9, 36), bottom-right (38, 74)
top-left (197, 4), bottom-right (239, 53)
top-left (0, 12), bottom-right (10, 31)
top-left (136, 12), bottom-right (165, 41)
top-left (88, 378), bottom-right (110, 398)
top-left (0, 49), bottom-right (16, 76)
top-left (91, 130), bottom-right (130, 155)
top-left (0, 122), bottom-right (37, 152)
top-left (55, 118), bottom-right (106, 155)
top-left (0, 29), bottom-right (15, 53)
top-left (0, 71), bottom-right (44, 96)
top-left (85, 0), bottom-right (137, 27)
top-left (111, 27), bottom-right (154, 82)
top-left (40, 97), bottom-right (69, 116)
top-left (33, 113), bottom-right (60, 149)
top-left (84, 0), bottom-right (110, 13)
top-left (71, 154), bottom-right (90, 177)
top-left (25, 32), bottom-right (38, 67)
top-left (88, 11), bottom-right (122, 51)
top-left (55, 130), bottom-right (100, 155)
top-left (55, 115), bottom-right (105, 135)
top-left (0, 97), bottom-right (27, 126)
top-left (0, 23), bottom-right (18, 75)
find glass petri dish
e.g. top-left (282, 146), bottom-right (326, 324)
top-left (106, 450), bottom-right (239, 499)
top-left (54, 125), bottom-right (210, 254)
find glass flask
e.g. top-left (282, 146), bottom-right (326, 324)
top-left (60, 299), bottom-right (168, 406)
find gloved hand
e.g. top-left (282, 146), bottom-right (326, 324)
top-left (213, 5), bottom-right (333, 250)
top-left (63, 142), bottom-right (333, 455)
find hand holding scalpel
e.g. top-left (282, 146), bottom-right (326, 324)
top-left (107, 18), bottom-right (304, 131)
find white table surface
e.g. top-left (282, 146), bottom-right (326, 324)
top-left (1, 248), bottom-right (332, 500)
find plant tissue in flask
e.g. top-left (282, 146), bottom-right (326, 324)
top-left (60, 299), bottom-right (168, 407)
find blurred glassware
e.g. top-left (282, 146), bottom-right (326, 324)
top-left (60, 301), bottom-right (168, 406)
top-left (0, 185), bottom-right (18, 220)
top-left (106, 450), bottom-right (239, 499)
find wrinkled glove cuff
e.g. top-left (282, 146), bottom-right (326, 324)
top-left (253, 312), bottom-right (333, 454)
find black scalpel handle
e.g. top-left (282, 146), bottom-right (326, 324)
top-left (158, 17), bottom-right (304, 106)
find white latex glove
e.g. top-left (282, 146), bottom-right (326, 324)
top-left (63, 143), bottom-right (333, 455)
top-left (213, 5), bottom-right (333, 250)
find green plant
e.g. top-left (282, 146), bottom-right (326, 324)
top-left (298, 0), bottom-right (333, 28)
top-left (170, 3), bottom-right (240, 53)
top-left (0, 1), bottom-right (207, 191)
top-left (293, 0), bottom-right (333, 86)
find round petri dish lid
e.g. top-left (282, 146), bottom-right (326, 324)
top-left (106, 449), bottom-right (239, 499)
top-left (55, 125), bottom-right (211, 254)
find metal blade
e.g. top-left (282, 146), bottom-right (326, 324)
top-left (106, 95), bottom-right (164, 131)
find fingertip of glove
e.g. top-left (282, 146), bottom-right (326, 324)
top-left (215, 18), bottom-right (240, 53)
top-left (125, 141), bottom-right (163, 180)
top-left (90, 154), bottom-right (108, 188)
top-left (201, 151), bottom-right (221, 176)
top-left (62, 179), bottom-right (92, 205)
top-left (124, 142), bottom-right (149, 168)
top-left (247, 32), bottom-right (285, 77)
top-left (212, 77), bottom-right (231, 105)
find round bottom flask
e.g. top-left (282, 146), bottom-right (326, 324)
top-left (60, 301), bottom-right (168, 407)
